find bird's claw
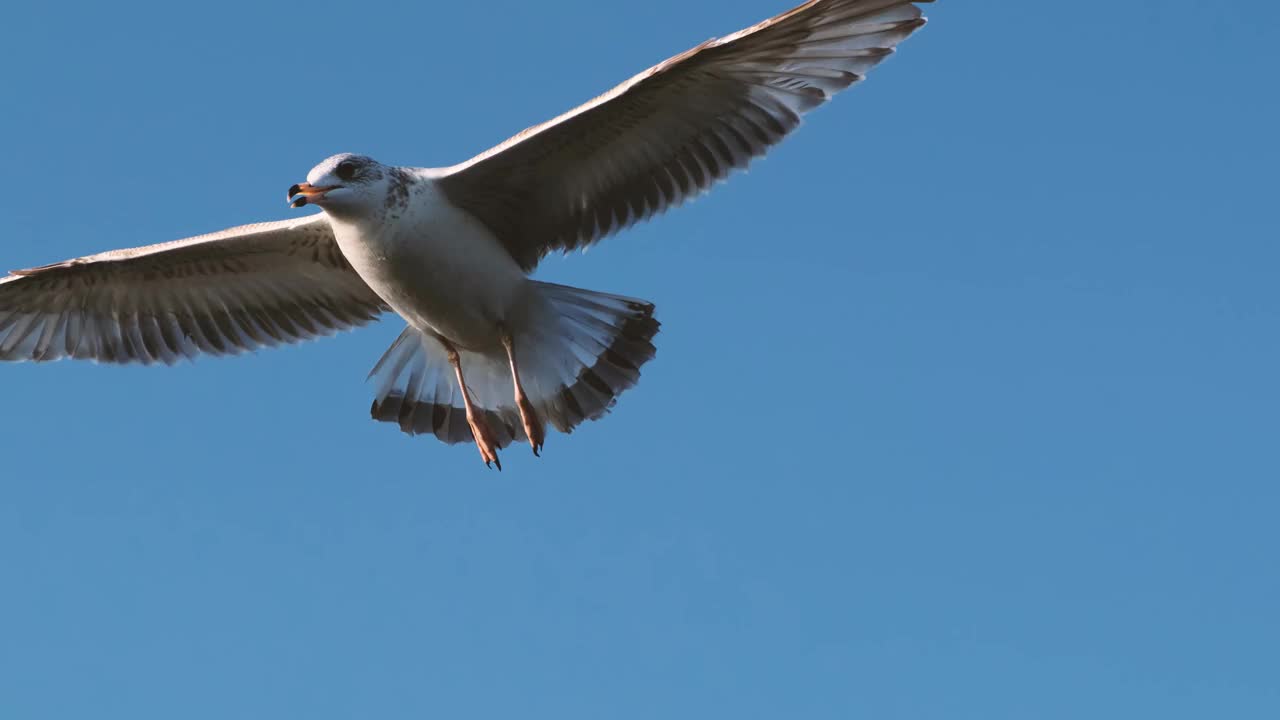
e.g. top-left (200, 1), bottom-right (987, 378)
top-left (467, 415), bottom-right (502, 470)
top-left (515, 395), bottom-right (545, 458)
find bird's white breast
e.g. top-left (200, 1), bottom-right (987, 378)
top-left (327, 177), bottom-right (529, 351)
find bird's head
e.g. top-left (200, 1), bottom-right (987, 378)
top-left (288, 153), bottom-right (402, 218)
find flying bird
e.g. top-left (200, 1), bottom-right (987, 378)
top-left (0, 0), bottom-right (933, 469)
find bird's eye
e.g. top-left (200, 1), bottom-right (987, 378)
top-left (335, 161), bottom-right (358, 181)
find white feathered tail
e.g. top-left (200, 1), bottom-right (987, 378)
top-left (368, 281), bottom-right (659, 446)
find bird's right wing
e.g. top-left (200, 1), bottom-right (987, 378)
top-left (0, 213), bottom-right (389, 364)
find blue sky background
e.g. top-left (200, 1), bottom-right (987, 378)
top-left (1, 1), bottom-right (1277, 717)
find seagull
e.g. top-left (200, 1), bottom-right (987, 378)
top-left (0, 0), bottom-right (932, 469)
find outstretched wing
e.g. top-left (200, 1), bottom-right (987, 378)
top-left (0, 214), bottom-right (389, 364)
top-left (438, 0), bottom-right (931, 271)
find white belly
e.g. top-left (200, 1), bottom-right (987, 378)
top-left (328, 182), bottom-right (529, 351)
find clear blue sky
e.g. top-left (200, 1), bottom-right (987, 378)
top-left (2, 1), bottom-right (1277, 718)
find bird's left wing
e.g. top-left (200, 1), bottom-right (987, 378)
top-left (0, 213), bottom-right (389, 364)
top-left (437, 0), bottom-right (932, 271)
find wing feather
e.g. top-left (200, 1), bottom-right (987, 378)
top-left (0, 214), bottom-right (389, 365)
top-left (438, 0), bottom-right (932, 270)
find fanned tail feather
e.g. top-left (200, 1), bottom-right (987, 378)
top-left (368, 281), bottom-right (659, 447)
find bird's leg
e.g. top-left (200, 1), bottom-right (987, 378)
top-left (501, 327), bottom-right (546, 456)
top-left (445, 341), bottom-right (502, 470)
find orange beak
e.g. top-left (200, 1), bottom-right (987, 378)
top-left (287, 182), bottom-right (338, 208)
